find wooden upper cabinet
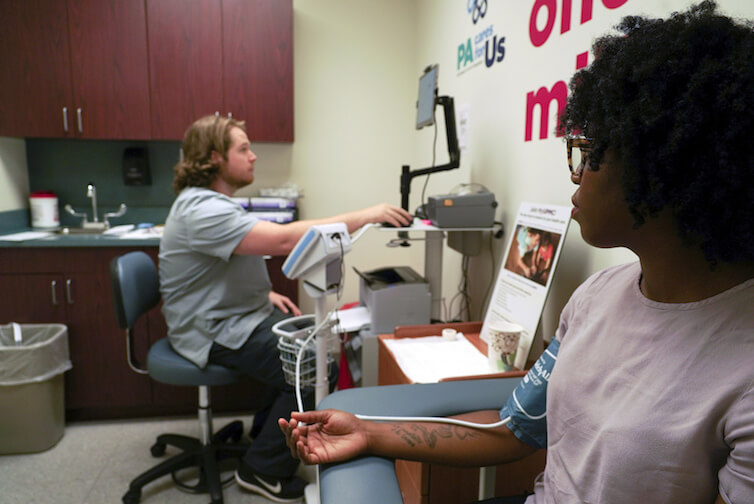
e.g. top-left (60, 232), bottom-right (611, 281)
top-left (223, 0), bottom-right (294, 142)
top-left (0, 0), bottom-right (74, 138)
top-left (147, 0), bottom-right (223, 140)
top-left (0, 0), bottom-right (151, 139)
top-left (67, 0), bottom-right (151, 139)
top-left (148, 0), bottom-right (293, 141)
top-left (0, 0), bottom-right (291, 141)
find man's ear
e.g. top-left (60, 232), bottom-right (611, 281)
top-left (210, 150), bottom-right (223, 166)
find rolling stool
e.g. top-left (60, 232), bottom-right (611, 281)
top-left (111, 251), bottom-right (250, 504)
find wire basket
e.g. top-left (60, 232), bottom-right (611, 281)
top-left (277, 333), bottom-right (335, 387)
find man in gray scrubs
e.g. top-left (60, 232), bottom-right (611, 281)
top-left (159, 115), bottom-right (411, 502)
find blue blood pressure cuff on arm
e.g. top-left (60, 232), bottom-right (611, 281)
top-left (500, 338), bottom-right (560, 449)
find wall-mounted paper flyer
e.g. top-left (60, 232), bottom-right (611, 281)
top-left (481, 202), bottom-right (571, 370)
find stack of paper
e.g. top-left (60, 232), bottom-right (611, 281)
top-left (0, 231), bottom-right (54, 242)
top-left (384, 335), bottom-right (490, 383)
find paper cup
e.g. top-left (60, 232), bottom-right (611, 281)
top-left (487, 321), bottom-right (523, 372)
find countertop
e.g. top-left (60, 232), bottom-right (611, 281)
top-left (0, 207), bottom-right (168, 248)
top-left (0, 226), bottom-right (161, 248)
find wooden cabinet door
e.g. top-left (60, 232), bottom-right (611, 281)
top-left (0, 0), bottom-right (74, 138)
top-left (0, 247), bottom-right (299, 417)
top-left (147, 0), bottom-right (224, 140)
top-left (63, 258), bottom-right (152, 410)
top-left (266, 256), bottom-right (298, 304)
top-left (223, 0), bottom-right (293, 142)
top-left (0, 273), bottom-right (67, 324)
top-left (67, 0), bottom-right (152, 139)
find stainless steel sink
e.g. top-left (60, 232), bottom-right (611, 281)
top-left (55, 226), bottom-right (107, 235)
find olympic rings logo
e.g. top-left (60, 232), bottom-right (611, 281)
top-left (467, 0), bottom-right (488, 24)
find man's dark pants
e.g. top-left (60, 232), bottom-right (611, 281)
top-left (208, 309), bottom-right (308, 478)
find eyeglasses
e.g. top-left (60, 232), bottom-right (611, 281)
top-left (566, 137), bottom-right (593, 177)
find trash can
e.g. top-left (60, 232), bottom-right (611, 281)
top-left (0, 323), bottom-right (72, 454)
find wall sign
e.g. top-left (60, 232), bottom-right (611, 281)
top-left (455, 1), bottom-right (632, 141)
top-left (457, 0), bottom-right (506, 75)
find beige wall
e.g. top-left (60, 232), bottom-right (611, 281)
top-left (409, 0), bottom-right (754, 348)
top-left (278, 0), bottom-right (425, 313)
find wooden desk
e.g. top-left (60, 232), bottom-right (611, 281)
top-left (378, 322), bottom-right (546, 504)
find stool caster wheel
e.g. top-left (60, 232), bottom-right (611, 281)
top-left (122, 488), bottom-right (141, 504)
top-left (150, 442), bottom-right (166, 457)
top-left (214, 420), bottom-right (244, 444)
top-left (228, 421), bottom-right (243, 442)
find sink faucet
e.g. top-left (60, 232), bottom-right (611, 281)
top-left (63, 183), bottom-right (127, 229)
top-left (87, 183), bottom-right (99, 223)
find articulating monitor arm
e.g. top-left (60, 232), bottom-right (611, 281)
top-left (400, 95), bottom-right (461, 212)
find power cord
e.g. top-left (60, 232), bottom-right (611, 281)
top-left (354, 414), bottom-right (512, 430)
top-left (419, 116), bottom-right (439, 213)
top-left (479, 221), bottom-right (505, 319)
top-left (447, 254), bottom-right (472, 322)
top-left (293, 309), bottom-right (337, 413)
top-left (294, 228), bottom-right (513, 431)
top-left (446, 221), bottom-right (504, 322)
top-left (293, 233), bottom-right (349, 412)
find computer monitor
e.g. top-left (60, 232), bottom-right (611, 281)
top-left (416, 64), bottom-right (438, 129)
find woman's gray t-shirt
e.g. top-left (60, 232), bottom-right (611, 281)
top-left (526, 262), bottom-right (754, 504)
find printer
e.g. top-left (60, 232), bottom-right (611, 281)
top-left (426, 184), bottom-right (497, 228)
top-left (355, 266), bottom-right (431, 334)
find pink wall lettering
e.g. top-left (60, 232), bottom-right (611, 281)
top-left (525, 81), bottom-right (569, 141)
top-left (529, 0), bottom-right (628, 47)
top-left (525, 0), bottom-right (628, 141)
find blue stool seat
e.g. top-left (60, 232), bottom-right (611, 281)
top-left (147, 338), bottom-right (241, 387)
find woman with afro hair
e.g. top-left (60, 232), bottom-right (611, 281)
top-left (280, 3), bottom-right (754, 503)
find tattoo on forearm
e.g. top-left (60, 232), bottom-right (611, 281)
top-left (390, 423), bottom-right (479, 448)
top-left (392, 425), bottom-right (422, 446)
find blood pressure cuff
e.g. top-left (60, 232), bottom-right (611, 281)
top-left (499, 338), bottom-right (560, 449)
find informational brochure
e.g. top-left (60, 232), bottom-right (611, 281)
top-left (481, 202), bottom-right (571, 369)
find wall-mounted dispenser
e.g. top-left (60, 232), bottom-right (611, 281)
top-left (122, 147), bottom-right (151, 186)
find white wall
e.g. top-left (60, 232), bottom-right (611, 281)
top-left (408, 0), bottom-right (754, 346)
top-left (0, 138), bottom-right (29, 212)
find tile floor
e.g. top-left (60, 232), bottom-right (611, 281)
top-left (0, 414), bottom-right (315, 504)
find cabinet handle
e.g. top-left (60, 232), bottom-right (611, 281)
top-left (51, 280), bottom-right (58, 305)
top-left (66, 279), bottom-right (74, 304)
top-left (62, 107), bottom-right (69, 132)
top-left (76, 108), bottom-right (83, 133)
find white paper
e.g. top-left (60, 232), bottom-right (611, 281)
top-left (102, 224), bottom-right (135, 235)
top-left (481, 202), bottom-right (571, 369)
top-left (457, 102), bottom-right (471, 152)
top-left (0, 231), bottom-right (54, 241)
top-left (384, 335), bottom-right (492, 383)
top-left (331, 306), bottom-right (371, 333)
top-left (118, 226), bottom-right (164, 239)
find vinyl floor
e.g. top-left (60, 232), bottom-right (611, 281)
top-left (0, 413), bottom-right (315, 504)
